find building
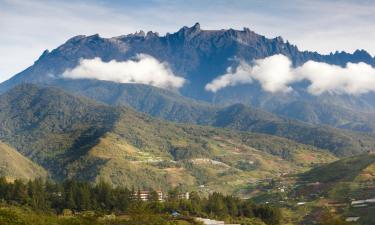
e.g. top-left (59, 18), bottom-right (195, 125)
top-left (195, 218), bottom-right (225, 225)
top-left (195, 217), bottom-right (240, 225)
top-left (132, 190), bottom-right (164, 201)
top-left (132, 190), bottom-right (190, 201)
top-left (345, 217), bottom-right (360, 222)
top-left (178, 192), bottom-right (190, 200)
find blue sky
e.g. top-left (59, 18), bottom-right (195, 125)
top-left (1, 0), bottom-right (375, 82)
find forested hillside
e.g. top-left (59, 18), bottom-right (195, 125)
top-left (0, 84), bottom-right (336, 193)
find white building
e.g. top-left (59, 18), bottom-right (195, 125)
top-left (195, 218), bottom-right (225, 225)
top-left (346, 217), bottom-right (360, 222)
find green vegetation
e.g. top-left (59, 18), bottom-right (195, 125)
top-left (274, 100), bottom-right (375, 133)
top-left (0, 84), bottom-right (119, 178)
top-left (56, 81), bottom-right (375, 157)
top-left (294, 154), bottom-right (375, 209)
top-left (300, 153), bottom-right (375, 184)
top-left (0, 84), bottom-right (371, 224)
top-left (55, 80), bottom-right (217, 124)
top-left (0, 205), bottom-right (191, 225)
top-left (0, 177), bottom-right (280, 225)
top-left (0, 84), bottom-right (336, 193)
top-left (211, 104), bottom-right (375, 157)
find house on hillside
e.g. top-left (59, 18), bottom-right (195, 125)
top-left (195, 218), bottom-right (225, 225)
top-left (132, 190), bottom-right (164, 201)
top-left (346, 217), bottom-right (360, 222)
top-left (178, 192), bottom-right (190, 200)
top-left (195, 217), bottom-right (240, 225)
top-left (132, 190), bottom-right (190, 201)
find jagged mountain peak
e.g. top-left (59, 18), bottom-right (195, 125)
top-left (65, 35), bottom-right (87, 43)
top-left (174, 22), bottom-right (203, 39)
top-left (353, 49), bottom-right (373, 59)
top-left (178, 22), bottom-right (201, 32)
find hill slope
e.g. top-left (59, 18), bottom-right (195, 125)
top-left (294, 154), bottom-right (375, 225)
top-left (212, 104), bottom-right (375, 156)
top-left (0, 84), bottom-right (336, 192)
top-left (0, 141), bottom-right (47, 180)
top-left (46, 80), bottom-right (375, 157)
top-left (0, 84), bottom-right (119, 177)
top-left (299, 153), bottom-right (375, 184)
top-left (249, 154), bottom-right (375, 225)
top-left (53, 79), bottom-right (216, 124)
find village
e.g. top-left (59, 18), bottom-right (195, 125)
top-left (245, 175), bottom-right (375, 223)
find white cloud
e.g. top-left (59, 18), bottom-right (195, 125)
top-left (297, 61), bottom-right (375, 95)
top-left (206, 54), bottom-right (375, 95)
top-left (205, 55), bottom-right (294, 93)
top-left (62, 54), bottom-right (185, 89)
top-left (205, 64), bottom-right (253, 92)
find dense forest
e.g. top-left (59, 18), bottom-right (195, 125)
top-left (0, 177), bottom-right (280, 225)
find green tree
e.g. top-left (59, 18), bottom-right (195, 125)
top-left (206, 192), bottom-right (228, 217)
top-left (27, 178), bottom-right (48, 210)
top-left (11, 180), bottom-right (28, 204)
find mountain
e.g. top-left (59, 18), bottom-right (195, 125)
top-left (273, 100), bottom-right (375, 132)
top-left (1, 23), bottom-right (375, 131)
top-left (51, 79), bottom-right (216, 124)
top-left (0, 84), bottom-right (119, 177)
top-left (0, 141), bottom-right (47, 180)
top-left (40, 80), bottom-right (375, 157)
top-left (0, 84), bottom-right (336, 192)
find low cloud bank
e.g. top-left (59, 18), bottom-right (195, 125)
top-left (205, 54), bottom-right (375, 95)
top-left (63, 54), bottom-right (185, 89)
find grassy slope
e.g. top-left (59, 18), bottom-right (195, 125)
top-left (0, 141), bottom-right (47, 180)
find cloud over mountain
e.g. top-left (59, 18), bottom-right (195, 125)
top-left (206, 54), bottom-right (375, 95)
top-left (62, 54), bottom-right (186, 89)
top-left (205, 54), bottom-right (294, 93)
